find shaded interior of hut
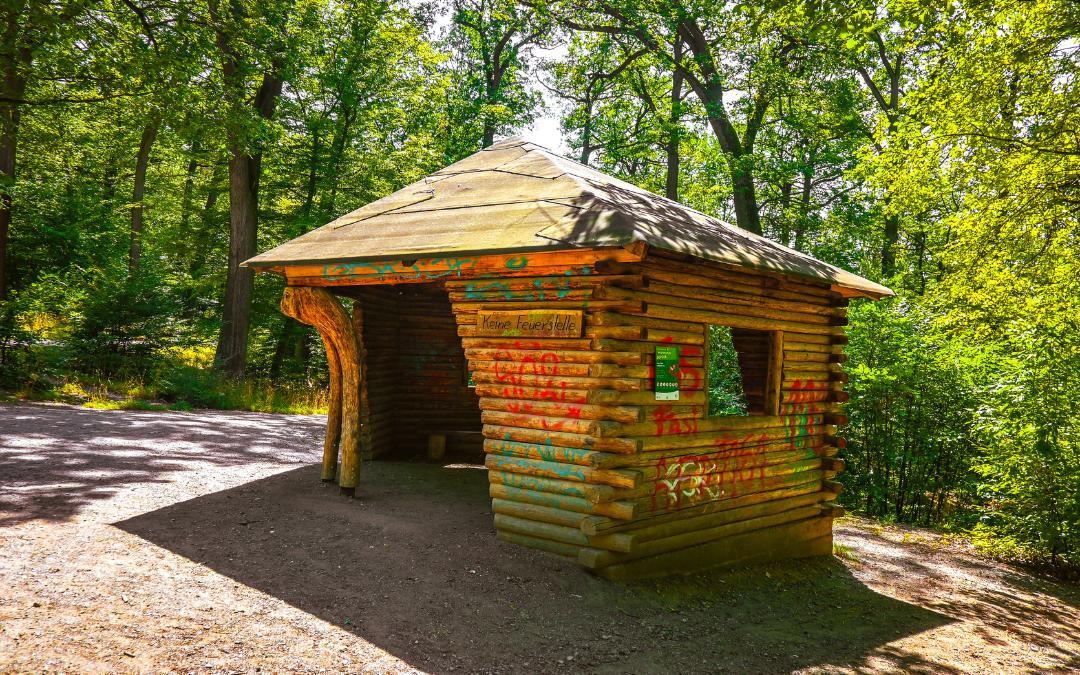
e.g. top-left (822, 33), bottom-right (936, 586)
top-left (337, 283), bottom-right (483, 460)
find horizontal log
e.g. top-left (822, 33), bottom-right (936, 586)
top-left (820, 502), bottom-right (845, 518)
top-left (638, 467), bottom-right (826, 516)
top-left (495, 514), bottom-right (592, 547)
top-left (452, 299), bottom-right (643, 313)
top-left (587, 438), bottom-right (818, 470)
top-left (496, 530), bottom-right (579, 559)
top-left (471, 371), bottom-right (643, 392)
top-left (823, 479), bottom-right (843, 494)
top-left (481, 410), bottom-right (594, 436)
top-left (817, 445), bottom-right (839, 458)
top-left (588, 311), bottom-right (704, 333)
top-left (491, 498), bottom-right (590, 529)
top-left (644, 302), bottom-right (842, 337)
top-left (474, 384), bottom-right (590, 404)
top-left (478, 398), bottom-right (642, 423)
top-left (489, 484), bottom-right (637, 520)
top-left (482, 424), bottom-right (641, 453)
top-left (448, 288), bottom-right (595, 302)
top-left (580, 478), bottom-right (823, 535)
top-left (465, 348), bottom-right (644, 365)
top-left (591, 492), bottom-right (829, 552)
top-left (599, 260), bottom-right (833, 305)
top-left (609, 413), bottom-right (808, 438)
top-left (586, 325), bottom-right (647, 340)
top-left (488, 470), bottom-right (621, 504)
top-left (485, 454), bottom-right (640, 489)
top-left (641, 279), bottom-right (843, 317)
top-left (821, 457), bottom-right (845, 473)
top-left (468, 360), bottom-right (592, 377)
top-left (642, 253), bottom-right (838, 295)
top-left (591, 514), bottom-right (833, 579)
top-left (633, 446), bottom-right (818, 483)
top-left (484, 437), bottom-right (608, 467)
top-left (597, 286), bottom-right (836, 326)
top-left (634, 421), bottom-right (824, 453)
top-left (459, 337), bottom-right (594, 350)
top-left (594, 389), bottom-right (708, 406)
top-left (444, 273), bottom-right (641, 289)
top-left (581, 504), bottom-right (826, 569)
top-left (289, 249), bottom-right (643, 286)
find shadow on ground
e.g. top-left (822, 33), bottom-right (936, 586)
top-left (0, 403), bottom-right (320, 525)
top-left (118, 461), bottom-right (954, 674)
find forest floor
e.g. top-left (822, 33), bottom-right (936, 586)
top-left (1, 401), bottom-right (1077, 674)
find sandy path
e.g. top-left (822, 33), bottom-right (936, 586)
top-left (1, 401), bottom-right (1077, 674)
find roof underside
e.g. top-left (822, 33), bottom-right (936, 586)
top-left (245, 138), bottom-right (893, 298)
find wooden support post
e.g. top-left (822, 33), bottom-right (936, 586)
top-left (281, 286), bottom-right (362, 494)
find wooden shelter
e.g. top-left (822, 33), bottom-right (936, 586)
top-left (244, 137), bottom-right (893, 579)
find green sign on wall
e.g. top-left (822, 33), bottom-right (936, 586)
top-left (655, 345), bottom-right (680, 401)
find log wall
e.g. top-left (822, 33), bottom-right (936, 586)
top-left (451, 250), bottom-right (849, 579)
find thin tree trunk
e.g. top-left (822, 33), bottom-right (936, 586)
top-left (579, 97), bottom-right (594, 165)
top-left (302, 126), bottom-right (320, 218)
top-left (664, 41), bottom-right (683, 201)
top-left (178, 142), bottom-right (200, 232)
top-left (269, 317), bottom-right (303, 380)
top-left (128, 122), bottom-right (158, 273)
top-left (881, 212), bottom-right (899, 278)
top-left (0, 89), bottom-right (19, 301)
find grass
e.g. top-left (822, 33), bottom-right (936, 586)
top-left (2, 348), bottom-right (329, 415)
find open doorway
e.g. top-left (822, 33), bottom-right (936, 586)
top-left (342, 283), bottom-right (482, 461)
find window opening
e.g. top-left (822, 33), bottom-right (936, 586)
top-left (706, 325), bottom-right (749, 416)
top-left (707, 326), bottom-right (783, 417)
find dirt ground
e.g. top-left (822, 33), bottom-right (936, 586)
top-left (1, 402), bottom-right (1077, 674)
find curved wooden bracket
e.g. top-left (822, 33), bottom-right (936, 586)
top-left (281, 286), bottom-right (362, 492)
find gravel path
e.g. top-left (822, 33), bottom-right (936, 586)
top-left (1, 401), bottom-right (1077, 674)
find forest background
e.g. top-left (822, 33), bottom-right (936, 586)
top-left (0, 0), bottom-right (1076, 572)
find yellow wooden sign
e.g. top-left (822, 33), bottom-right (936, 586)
top-left (476, 310), bottom-right (583, 338)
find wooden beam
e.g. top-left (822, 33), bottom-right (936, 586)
top-left (281, 286), bottom-right (362, 493)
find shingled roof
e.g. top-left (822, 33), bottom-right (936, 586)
top-left (244, 137), bottom-right (892, 298)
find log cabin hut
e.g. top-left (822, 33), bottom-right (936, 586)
top-left (244, 137), bottom-right (893, 579)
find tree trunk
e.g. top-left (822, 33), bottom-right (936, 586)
top-left (214, 150), bottom-right (261, 378)
top-left (178, 142), bottom-right (200, 232)
top-left (881, 213), bottom-right (899, 278)
top-left (579, 97), bottom-right (594, 165)
top-left (664, 41), bottom-right (683, 201)
top-left (128, 122), bottom-right (158, 273)
top-left (302, 126), bottom-right (320, 218)
top-left (0, 95), bottom-right (19, 301)
top-left (730, 166), bottom-right (762, 235)
top-left (481, 114), bottom-right (495, 148)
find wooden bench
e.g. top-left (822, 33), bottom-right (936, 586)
top-left (427, 430), bottom-right (484, 461)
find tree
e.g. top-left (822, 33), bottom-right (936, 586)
top-left (540, 1), bottom-right (821, 234)
top-left (0, 0), bottom-right (92, 299)
top-left (208, 0), bottom-right (307, 378)
top-left (444, 0), bottom-right (548, 156)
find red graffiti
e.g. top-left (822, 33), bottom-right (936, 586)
top-left (650, 404), bottom-right (701, 436)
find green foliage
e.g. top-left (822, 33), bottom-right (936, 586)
top-left (67, 268), bottom-right (178, 378)
top-left (842, 298), bottom-right (979, 526)
top-left (706, 325), bottom-right (749, 417)
top-left (971, 324), bottom-right (1080, 567)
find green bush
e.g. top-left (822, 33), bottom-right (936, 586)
top-left (67, 270), bottom-right (178, 378)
